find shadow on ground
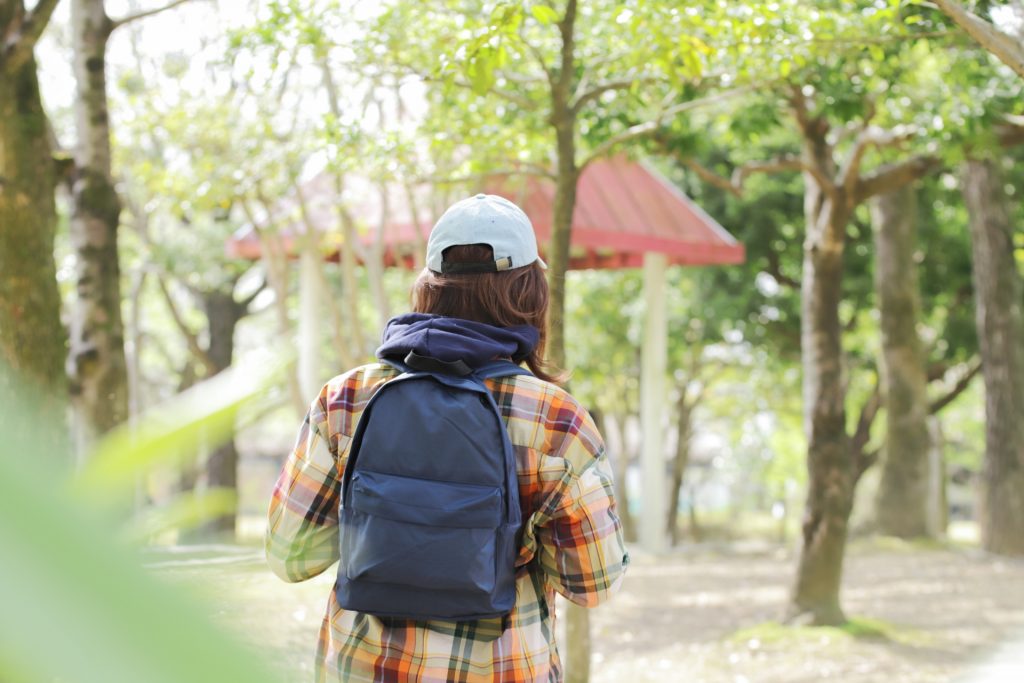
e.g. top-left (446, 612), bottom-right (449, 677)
top-left (151, 542), bottom-right (1024, 683)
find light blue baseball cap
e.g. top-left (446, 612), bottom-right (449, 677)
top-left (426, 193), bottom-right (547, 274)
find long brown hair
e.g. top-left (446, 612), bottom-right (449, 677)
top-left (411, 244), bottom-right (566, 383)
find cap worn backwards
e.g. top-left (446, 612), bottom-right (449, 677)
top-left (426, 193), bottom-right (548, 274)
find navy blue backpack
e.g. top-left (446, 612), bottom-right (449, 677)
top-left (335, 352), bottom-right (530, 621)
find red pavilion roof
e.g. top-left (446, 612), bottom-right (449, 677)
top-left (226, 155), bottom-right (744, 269)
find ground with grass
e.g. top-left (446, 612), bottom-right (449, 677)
top-left (151, 541), bottom-right (1024, 682)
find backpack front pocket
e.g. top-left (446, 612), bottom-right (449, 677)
top-left (341, 470), bottom-right (503, 591)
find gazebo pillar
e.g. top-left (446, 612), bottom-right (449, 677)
top-left (639, 251), bottom-right (668, 554)
top-left (298, 244), bottom-right (322, 400)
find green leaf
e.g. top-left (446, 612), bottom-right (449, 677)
top-left (124, 488), bottom-right (239, 542)
top-left (0, 367), bottom-right (284, 683)
top-left (530, 4), bottom-right (559, 25)
top-left (75, 353), bottom-right (292, 507)
top-left (468, 47), bottom-right (497, 95)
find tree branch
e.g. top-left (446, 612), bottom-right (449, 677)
top-left (855, 447), bottom-right (881, 484)
top-left (392, 53), bottom-right (540, 111)
top-left (572, 74), bottom-right (663, 115)
top-left (838, 123), bottom-right (916, 193)
top-left (930, 358), bottom-right (982, 414)
top-left (683, 158), bottom-right (742, 198)
top-left (521, 36), bottom-right (554, 87)
top-left (417, 163), bottom-right (554, 184)
top-left (786, 87), bottom-right (839, 198)
top-left (735, 154), bottom-right (831, 190)
top-left (665, 131), bottom-right (823, 202)
top-left (554, 0), bottom-right (578, 101)
top-left (442, 76), bottom-right (539, 110)
top-left (765, 248), bottom-right (801, 289)
top-left (854, 155), bottom-right (941, 203)
top-left (787, 85), bottom-right (821, 140)
top-left (154, 274), bottom-right (216, 376)
top-left (852, 379), bottom-right (883, 480)
top-left (239, 278), bottom-right (268, 312)
top-left (580, 86), bottom-right (754, 169)
top-left (835, 96), bottom-right (880, 192)
top-left (109, 0), bottom-right (195, 32)
top-left (3, 0), bottom-right (62, 74)
top-left (997, 114), bottom-right (1024, 148)
top-left (933, 0), bottom-right (1024, 79)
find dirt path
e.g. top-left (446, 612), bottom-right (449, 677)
top-left (594, 543), bottom-right (1024, 682)
top-left (155, 543), bottom-right (1024, 682)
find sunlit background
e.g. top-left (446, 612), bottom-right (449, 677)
top-left (2, 0), bottom-right (1023, 681)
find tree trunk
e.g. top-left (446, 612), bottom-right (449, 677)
top-left (687, 483), bottom-right (702, 542)
top-left (545, 0), bottom-right (578, 373)
top-left (248, 211), bottom-right (306, 418)
top-left (787, 130), bottom-right (852, 626)
top-left (336, 197), bottom-right (367, 361)
top-left (367, 183), bottom-right (391, 332)
top-left (925, 417), bottom-right (948, 538)
top-left (546, 3), bottom-right (588, 678)
top-left (667, 391), bottom-right (694, 546)
top-left (599, 410), bottom-right (636, 543)
top-left (871, 185), bottom-right (932, 538)
top-left (0, 34), bottom-right (67, 447)
top-left (546, 124), bottom-right (577, 371)
top-left (961, 158), bottom-right (1024, 556)
top-left (67, 0), bottom-right (129, 458)
top-left (199, 290), bottom-right (246, 538)
top-left (932, 0), bottom-right (1024, 80)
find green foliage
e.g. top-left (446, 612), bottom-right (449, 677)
top-left (41, 0), bottom-right (1011, 553)
top-left (0, 359), bottom-right (287, 683)
top-left (565, 269), bottom-right (643, 414)
top-left (76, 355), bottom-right (290, 509)
top-left (731, 617), bottom-right (934, 647)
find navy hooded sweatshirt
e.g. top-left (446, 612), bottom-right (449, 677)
top-left (376, 313), bottom-right (538, 368)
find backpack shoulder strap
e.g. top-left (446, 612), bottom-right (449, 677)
top-left (380, 351), bottom-right (476, 377)
top-left (473, 360), bottom-right (533, 381)
top-left (380, 354), bottom-right (531, 383)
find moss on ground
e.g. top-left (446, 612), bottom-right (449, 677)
top-left (730, 616), bottom-right (935, 648)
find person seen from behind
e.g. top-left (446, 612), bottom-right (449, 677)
top-left (266, 193), bottom-right (629, 682)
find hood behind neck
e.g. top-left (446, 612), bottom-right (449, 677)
top-left (376, 313), bottom-right (538, 368)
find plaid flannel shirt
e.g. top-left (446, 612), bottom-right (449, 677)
top-left (266, 363), bottom-right (628, 683)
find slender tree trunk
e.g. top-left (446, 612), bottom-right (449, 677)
top-left (126, 269), bottom-right (145, 421)
top-left (871, 185), bottom-right (931, 537)
top-left (932, 0), bottom-right (1024, 80)
top-left (599, 410), bottom-right (636, 543)
top-left (556, 174), bottom-right (586, 676)
top-left (67, 0), bottom-right (129, 458)
top-left (925, 417), bottom-right (948, 538)
top-left (403, 181), bottom-right (427, 270)
top-left (667, 391), bottom-right (694, 546)
top-left (961, 158), bottom-right (1024, 556)
top-left (199, 290), bottom-right (246, 538)
top-left (545, 0), bottom-right (578, 374)
top-left (367, 183), bottom-right (391, 332)
top-left (247, 208), bottom-right (306, 418)
top-left (320, 60), bottom-right (368, 361)
top-left (687, 483), bottom-right (702, 542)
top-left (336, 196), bottom-right (367, 360)
top-left (787, 129), bottom-right (852, 626)
top-left (544, 4), bottom-right (591, 679)
top-left (547, 125), bottom-right (577, 372)
top-left (0, 30), bottom-right (67, 446)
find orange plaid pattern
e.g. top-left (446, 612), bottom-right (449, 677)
top-left (267, 363), bottom-right (628, 682)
